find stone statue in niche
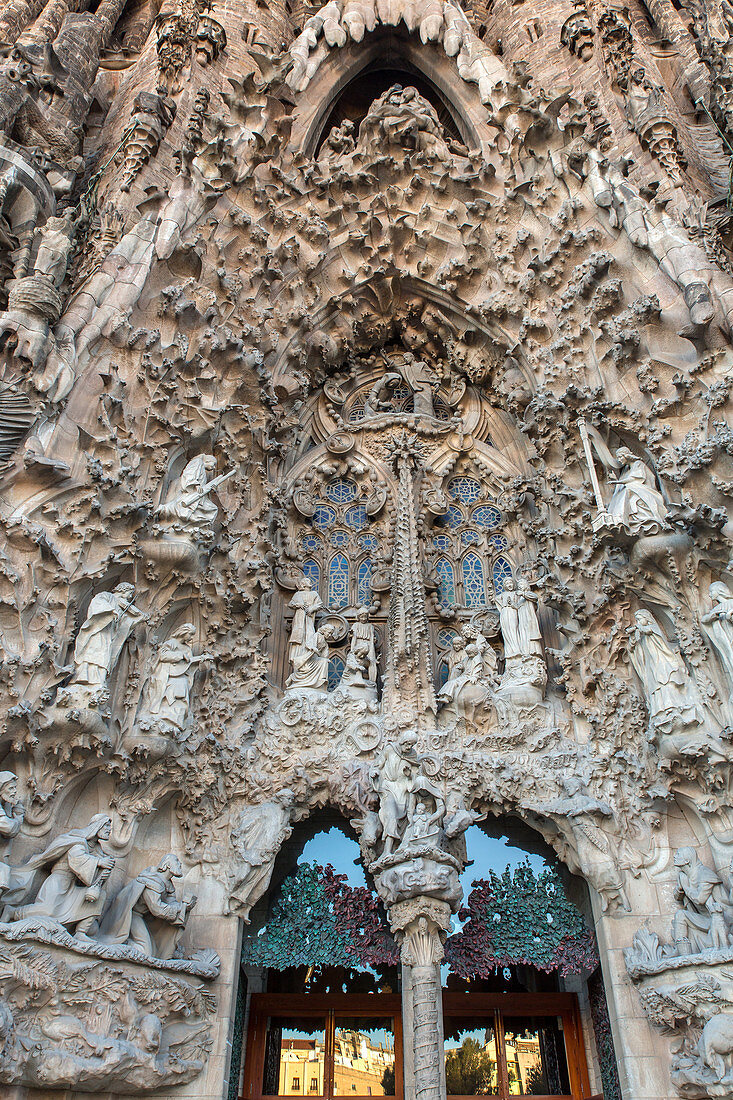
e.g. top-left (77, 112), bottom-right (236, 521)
top-left (228, 789), bottom-right (296, 919)
top-left (156, 455), bottom-right (225, 540)
top-left (59, 583), bottom-right (144, 709)
top-left (99, 854), bottom-right (197, 959)
top-left (604, 447), bottom-right (668, 535)
top-left (285, 577), bottom-right (336, 693)
top-left (375, 730), bottom-right (420, 856)
top-left (628, 611), bottom-right (707, 756)
top-left (672, 848), bottom-right (732, 955)
top-left (438, 624), bottom-right (497, 720)
top-left (0, 771), bottom-right (24, 905)
top-left (702, 582), bottom-right (733, 693)
top-left (136, 624), bottom-right (213, 742)
top-left (357, 85), bottom-right (450, 160)
top-left (335, 648), bottom-right (377, 701)
top-left (33, 211), bottom-right (76, 287)
top-left (351, 606), bottom-right (378, 684)
top-left (495, 577), bottom-right (547, 704)
top-left (2, 814), bottom-right (114, 938)
top-left (400, 799), bottom-right (443, 851)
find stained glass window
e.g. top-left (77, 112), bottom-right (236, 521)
top-left (490, 533), bottom-right (509, 552)
top-left (348, 395), bottom-right (366, 423)
top-left (301, 533), bottom-right (323, 555)
top-left (436, 505), bottom-right (463, 529)
top-left (437, 627), bottom-right (460, 650)
top-left (448, 476), bottom-right (481, 504)
top-left (325, 478), bottom-right (358, 503)
top-left (437, 658), bottom-right (451, 689)
top-left (473, 505), bottom-right (501, 530)
top-left (359, 533), bottom-right (378, 551)
top-left (436, 558), bottom-right (456, 606)
top-left (357, 559), bottom-right (372, 605)
top-left (345, 505), bottom-right (368, 530)
top-left (493, 556), bottom-right (513, 594)
top-left (328, 553), bottom-right (349, 608)
top-left (303, 559), bottom-right (320, 588)
top-left (460, 529), bottom-right (480, 546)
top-left (313, 505), bottom-right (336, 529)
top-left (328, 655), bottom-right (345, 691)
top-left (330, 530), bottom-right (349, 547)
top-left (462, 552), bottom-right (486, 608)
top-left (433, 534), bottom-right (452, 552)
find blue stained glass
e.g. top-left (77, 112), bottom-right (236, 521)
top-left (328, 553), bottom-right (349, 608)
top-left (462, 552), bottom-right (486, 608)
top-left (328, 655), bottom-right (345, 691)
top-left (490, 533), bottom-right (509, 552)
top-left (436, 558), bottom-right (456, 607)
top-left (437, 658), bottom-right (451, 689)
top-left (301, 533), bottom-right (323, 554)
top-left (344, 505), bottom-right (368, 530)
top-left (330, 530), bottom-right (349, 547)
top-left (473, 504), bottom-right (501, 530)
top-left (325, 478), bottom-right (358, 503)
top-left (313, 505), bottom-right (336, 529)
top-left (357, 559), bottom-right (372, 604)
top-left (303, 559), bottom-right (320, 588)
top-left (436, 505), bottom-right (463, 530)
top-left (493, 556), bottom-right (513, 594)
top-left (461, 529), bottom-right (480, 546)
top-left (449, 476), bottom-right (481, 504)
top-left (433, 534), bottom-right (452, 552)
top-left (437, 626), bottom-right (459, 650)
top-left (359, 533), bottom-right (378, 551)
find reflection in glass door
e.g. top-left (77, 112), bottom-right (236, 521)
top-left (443, 994), bottom-right (590, 1100)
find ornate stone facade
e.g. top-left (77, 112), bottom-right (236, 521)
top-left (0, 0), bottom-right (731, 1096)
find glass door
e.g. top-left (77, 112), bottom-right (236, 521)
top-left (443, 993), bottom-right (591, 1100)
top-left (243, 994), bottom-right (403, 1100)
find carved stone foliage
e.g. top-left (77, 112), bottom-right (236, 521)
top-left (0, 938), bottom-right (216, 1092)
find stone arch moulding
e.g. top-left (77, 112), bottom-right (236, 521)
top-left (288, 31), bottom-right (487, 156)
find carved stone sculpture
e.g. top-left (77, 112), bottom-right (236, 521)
top-left (702, 582), bottom-right (733, 694)
top-left (357, 84), bottom-right (450, 160)
top-left (605, 447), bottom-right (668, 536)
top-left (0, 772), bottom-right (23, 905)
top-left (228, 790), bottom-right (296, 919)
top-left (59, 584), bottom-right (144, 710)
top-left (135, 624), bottom-right (212, 746)
top-left (628, 611), bottom-right (706, 756)
top-left (119, 91), bottom-right (177, 194)
top-left (375, 730), bottom-right (420, 856)
top-left (672, 847), bottom-right (731, 955)
top-left (99, 854), bottom-right (197, 959)
top-left (3, 814), bottom-right (114, 939)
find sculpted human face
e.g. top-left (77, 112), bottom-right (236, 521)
top-left (98, 818), bottom-right (112, 841)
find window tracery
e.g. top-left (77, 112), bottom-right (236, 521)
top-left (295, 475), bottom-right (382, 612)
top-left (429, 475), bottom-right (513, 611)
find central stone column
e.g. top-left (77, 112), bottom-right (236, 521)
top-left (390, 897), bottom-right (452, 1100)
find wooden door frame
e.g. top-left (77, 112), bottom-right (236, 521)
top-left (243, 993), bottom-right (403, 1100)
top-left (442, 992), bottom-right (592, 1100)
top-left (242, 992), bottom-right (591, 1100)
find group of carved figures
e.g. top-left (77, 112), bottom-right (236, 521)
top-left (0, 775), bottom-right (196, 960)
top-left (669, 847), bottom-right (733, 958)
top-left (286, 577), bottom-right (378, 700)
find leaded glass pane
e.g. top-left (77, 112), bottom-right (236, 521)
top-left (462, 552), bottom-right (486, 608)
top-left (461, 529), bottom-right (480, 546)
top-left (328, 553), bottom-right (349, 608)
top-left (489, 533), bottom-right (509, 552)
top-left (348, 395), bottom-right (366, 423)
top-left (303, 559), bottom-right (320, 589)
top-left (436, 505), bottom-right (463, 530)
top-left (437, 626), bottom-right (459, 650)
top-left (391, 382), bottom-right (413, 411)
top-left (448, 476), bottom-right (481, 504)
top-left (328, 656), bottom-right (345, 691)
top-left (493, 556), bottom-right (513, 594)
top-left (344, 505), bottom-right (368, 530)
top-left (325, 478), bottom-right (358, 504)
top-left (312, 505), bottom-right (336, 529)
top-left (436, 558), bottom-right (456, 606)
top-left (472, 504), bottom-right (501, 529)
top-left (433, 534), bottom-right (453, 552)
top-left (301, 533), bottom-right (323, 555)
top-left (359, 533), bottom-right (378, 551)
top-left (357, 558), bottom-right (372, 605)
top-left (330, 530), bottom-right (349, 547)
top-left (437, 658), bottom-right (451, 689)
